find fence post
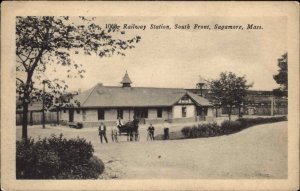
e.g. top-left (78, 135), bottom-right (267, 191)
top-left (30, 111), bottom-right (33, 126)
top-left (57, 110), bottom-right (59, 125)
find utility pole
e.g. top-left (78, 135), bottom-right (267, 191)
top-left (196, 75), bottom-right (206, 97)
top-left (42, 80), bottom-right (46, 129)
top-left (270, 96), bottom-right (274, 116)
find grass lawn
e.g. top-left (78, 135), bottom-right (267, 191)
top-left (16, 120), bottom-right (287, 179)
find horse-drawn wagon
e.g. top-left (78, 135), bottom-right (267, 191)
top-left (117, 119), bottom-right (140, 141)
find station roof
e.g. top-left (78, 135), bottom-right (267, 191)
top-left (72, 84), bottom-right (211, 108)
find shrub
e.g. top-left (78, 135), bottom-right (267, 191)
top-left (181, 122), bottom-right (220, 138)
top-left (220, 120), bottom-right (243, 134)
top-left (181, 116), bottom-right (287, 139)
top-left (16, 134), bottom-right (104, 179)
top-left (181, 126), bottom-right (192, 137)
top-left (56, 156), bottom-right (104, 179)
top-left (237, 116), bottom-right (287, 127)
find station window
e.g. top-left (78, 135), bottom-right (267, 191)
top-left (82, 110), bottom-right (86, 121)
top-left (157, 108), bottom-right (162, 118)
top-left (182, 107), bottom-right (187, 118)
top-left (135, 108), bottom-right (148, 118)
top-left (98, 109), bottom-right (105, 120)
top-left (117, 109), bottom-right (123, 119)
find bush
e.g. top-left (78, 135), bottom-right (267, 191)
top-left (220, 120), bottom-right (243, 134)
top-left (181, 122), bottom-right (220, 138)
top-left (236, 116), bottom-right (287, 128)
top-left (16, 134), bottom-right (104, 179)
top-left (181, 116), bottom-right (287, 139)
top-left (56, 156), bottom-right (104, 179)
top-left (181, 126), bottom-right (191, 137)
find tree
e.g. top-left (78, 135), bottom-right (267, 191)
top-left (16, 16), bottom-right (141, 139)
top-left (208, 72), bottom-right (252, 120)
top-left (273, 53), bottom-right (288, 97)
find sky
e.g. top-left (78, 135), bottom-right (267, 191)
top-left (43, 16), bottom-right (287, 92)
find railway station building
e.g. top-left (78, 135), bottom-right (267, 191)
top-left (60, 72), bottom-right (213, 127)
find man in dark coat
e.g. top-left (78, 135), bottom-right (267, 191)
top-left (147, 124), bottom-right (155, 140)
top-left (99, 122), bottom-right (108, 143)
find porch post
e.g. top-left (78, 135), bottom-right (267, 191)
top-left (129, 108), bottom-right (131, 121)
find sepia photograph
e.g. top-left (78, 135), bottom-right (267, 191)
top-left (1, 1), bottom-right (299, 191)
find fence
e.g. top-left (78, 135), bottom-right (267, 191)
top-left (16, 111), bottom-right (59, 126)
top-left (221, 105), bottom-right (287, 116)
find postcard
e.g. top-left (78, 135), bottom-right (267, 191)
top-left (1, 1), bottom-right (299, 191)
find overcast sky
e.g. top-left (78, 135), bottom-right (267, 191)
top-left (44, 16), bottom-right (287, 92)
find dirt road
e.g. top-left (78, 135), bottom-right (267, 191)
top-left (16, 121), bottom-right (287, 179)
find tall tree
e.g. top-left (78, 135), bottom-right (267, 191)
top-left (208, 72), bottom-right (252, 120)
top-left (16, 16), bottom-right (141, 139)
top-left (273, 53), bottom-right (288, 97)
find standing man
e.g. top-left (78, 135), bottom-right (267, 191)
top-left (111, 125), bottom-right (119, 142)
top-left (114, 117), bottom-right (123, 142)
top-left (99, 122), bottom-right (108, 143)
top-left (147, 124), bottom-right (155, 141)
top-left (116, 117), bottom-right (123, 128)
top-left (163, 120), bottom-right (170, 140)
top-left (147, 126), bottom-right (151, 141)
top-left (150, 124), bottom-right (155, 140)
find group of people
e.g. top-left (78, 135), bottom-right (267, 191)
top-left (98, 118), bottom-right (156, 143)
top-left (98, 118), bottom-right (122, 143)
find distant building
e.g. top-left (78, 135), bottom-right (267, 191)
top-left (16, 99), bottom-right (59, 126)
top-left (60, 71), bottom-right (213, 127)
top-left (16, 91), bottom-right (78, 126)
top-left (187, 76), bottom-right (288, 116)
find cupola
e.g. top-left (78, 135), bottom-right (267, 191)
top-left (120, 71), bottom-right (132, 88)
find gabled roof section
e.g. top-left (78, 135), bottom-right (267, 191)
top-left (72, 84), bottom-right (211, 108)
top-left (187, 92), bottom-right (211, 106)
top-left (71, 85), bottom-right (98, 107)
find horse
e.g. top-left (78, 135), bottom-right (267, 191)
top-left (117, 119), bottom-right (139, 141)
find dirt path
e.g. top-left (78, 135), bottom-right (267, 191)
top-left (93, 121), bottom-right (287, 179)
top-left (16, 121), bottom-right (287, 179)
